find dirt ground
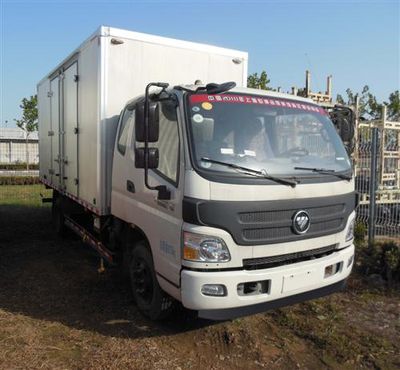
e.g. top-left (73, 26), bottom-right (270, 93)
top-left (0, 199), bottom-right (399, 369)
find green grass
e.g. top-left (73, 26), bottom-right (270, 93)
top-left (0, 184), bottom-right (52, 206)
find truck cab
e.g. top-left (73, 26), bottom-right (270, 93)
top-left (111, 82), bottom-right (356, 320)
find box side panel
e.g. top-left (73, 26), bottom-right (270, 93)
top-left (38, 79), bottom-right (53, 182)
top-left (77, 37), bottom-right (101, 211)
top-left (105, 38), bottom-right (246, 118)
top-left (207, 53), bottom-right (247, 86)
top-left (104, 35), bottom-right (247, 119)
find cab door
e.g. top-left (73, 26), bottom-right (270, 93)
top-left (111, 99), bottom-right (183, 288)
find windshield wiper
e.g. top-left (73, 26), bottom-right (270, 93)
top-left (201, 157), bottom-right (297, 187)
top-left (294, 166), bottom-right (352, 181)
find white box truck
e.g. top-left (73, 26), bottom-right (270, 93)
top-left (38, 26), bottom-right (357, 320)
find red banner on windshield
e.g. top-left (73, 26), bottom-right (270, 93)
top-left (189, 94), bottom-right (327, 115)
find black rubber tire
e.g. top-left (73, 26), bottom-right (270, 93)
top-left (129, 241), bottom-right (175, 320)
top-left (52, 195), bottom-right (68, 237)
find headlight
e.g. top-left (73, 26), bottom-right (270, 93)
top-left (183, 232), bottom-right (231, 262)
top-left (345, 219), bottom-right (355, 242)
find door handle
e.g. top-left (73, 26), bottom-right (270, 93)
top-left (126, 180), bottom-right (135, 193)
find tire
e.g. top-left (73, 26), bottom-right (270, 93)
top-left (52, 195), bottom-right (68, 237)
top-left (129, 241), bottom-right (175, 320)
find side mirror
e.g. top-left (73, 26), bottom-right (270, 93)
top-left (135, 81), bottom-right (171, 201)
top-left (135, 147), bottom-right (159, 169)
top-left (329, 106), bottom-right (355, 153)
top-left (135, 102), bottom-right (159, 142)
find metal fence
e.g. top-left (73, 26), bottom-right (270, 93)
top-left (0, 127), bottom-right (39, 183)
top-left (355, 105), bottom-right (400, 244)
top-left (0, 126), bottom-right (39, 205)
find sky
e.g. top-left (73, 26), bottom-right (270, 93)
top-left (0, 0), bottom-right (399, 126)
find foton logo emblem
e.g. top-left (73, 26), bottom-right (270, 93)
top-left (292, 210), bottom-right (311, 234)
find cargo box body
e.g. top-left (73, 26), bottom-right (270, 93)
top-left (37, 26), bottom-right (248, 215)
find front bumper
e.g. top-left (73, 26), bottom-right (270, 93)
top-left (181, 244), bottom-right (354, 319)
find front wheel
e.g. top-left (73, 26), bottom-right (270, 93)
top-left (129, 241), bottom-right (175, 320)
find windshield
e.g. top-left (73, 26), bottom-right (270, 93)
top-left (186, 93), bottom-right (351, 178)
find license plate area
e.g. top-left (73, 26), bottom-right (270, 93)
top-left (282, 269), bottom-right (318, 293)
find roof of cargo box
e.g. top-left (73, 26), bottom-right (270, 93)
top-left (37, 26), bottom-right (248, 87)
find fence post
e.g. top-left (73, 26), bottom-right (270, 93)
top-left (353, 95), bottom-right (360, 167)
top-left (368, 127), bottom-right (378, 248)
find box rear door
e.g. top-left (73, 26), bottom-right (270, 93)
top-left (62, 62), bottom-right (79, 196)
top-left (50, 76), bottom-right (60, 185)
top-left (37, 80), bottom-right (53, 183)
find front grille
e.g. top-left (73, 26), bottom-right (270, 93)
top-left (243, 244), bottom-right (338, 270)
top-left (239, 202), bottom-right (347, 244)
top-left (239, 204), bottom-right (344, 224)
top-left (183, 192), bottom-right (355, 246)
top-left (242, 219), bottom-right (343, 242)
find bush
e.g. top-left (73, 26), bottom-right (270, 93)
top-left (382, 242), bottom-right (400, 286)
top-left (0, 163), bottom-right (39, 170)
top-left (357, 241), bottom-right (400, 287)
top-left (0, 176), bottom-right (40, 185)
top-left (354, 222), bottom-right (367, 244)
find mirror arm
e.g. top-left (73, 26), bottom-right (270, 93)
top-left (143, 82), bottom-right (171, 200)
top-left (144, 83), bottom-right (152, 191)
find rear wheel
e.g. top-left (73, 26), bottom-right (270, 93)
top-left (129, 241), bottom-right (175, 320)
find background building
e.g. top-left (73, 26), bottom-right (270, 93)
top-left (0, 128), bottom-right (39, 164)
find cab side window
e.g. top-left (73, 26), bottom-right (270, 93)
top-left (117, 108), bottom-right (135, 155)
top-left (156, 101), bottom-right (179, 184)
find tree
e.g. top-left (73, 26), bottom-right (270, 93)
top-left (14, 95), bottom-right (38, 170)
top-left (385, 90), bottom-right (400, 121)
top-left (337, 88), bottom-right (400, 121)
top-left (336, 85), bottom-right (382, 119)
top-left (247, 71), bottom-right (272, 90)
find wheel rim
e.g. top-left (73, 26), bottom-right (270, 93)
top-left (131, 258), bottom-right (154, 304)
